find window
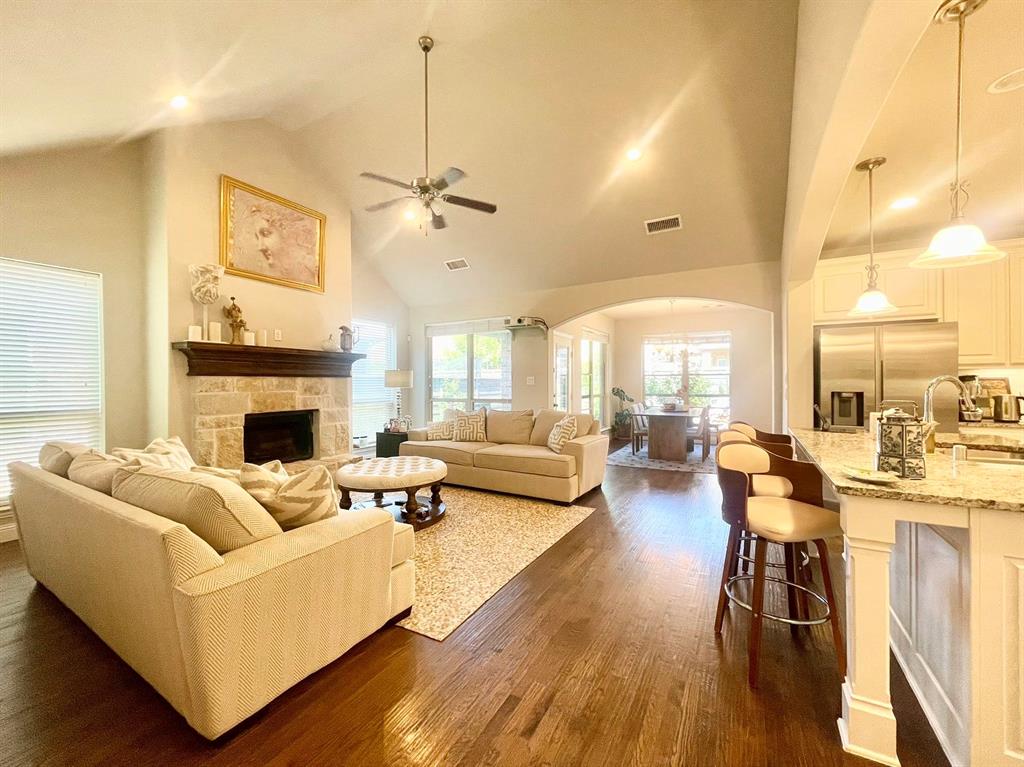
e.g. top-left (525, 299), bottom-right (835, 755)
top-left (0, 258), bottom-right (104, 506)
top-left (351, 319), bottom-right (396, 445)
top-left (642, 332), bottom-right (731, 423)
top-left (427, 320), bottom-right (512, 421)
top-left (579, 336), bottom-right (606, 425)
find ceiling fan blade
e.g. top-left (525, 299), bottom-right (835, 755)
top-left (432, 167), bottom-right (466, 191)
top-left (442, 194), bottom-right (497, 214)
top-left (365, 196), bottom-right (414, 212)
top-left (431, 209), bottom-right (447, 230)
top-left (359, 172), bottom-right (411, 190)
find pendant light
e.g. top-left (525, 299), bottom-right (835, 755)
top-left (849, 157), bottom-right (898, 316)
top-left (910, 0), bottom-right (1006, 269)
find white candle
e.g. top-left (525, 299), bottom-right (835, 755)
top-left (243, 330), bottom-right (256, 346)
top-left (207, 322), bottom-right (222, 343)
top-left (187, 325), bottom-right (203, 342)
top-left (256, 329), bottom-right (268, 347)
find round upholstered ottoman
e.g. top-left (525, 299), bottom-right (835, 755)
top-left (335, 456), bottom-right (447, 530)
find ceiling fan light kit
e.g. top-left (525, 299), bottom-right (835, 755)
top-left (910, 0), bottom-right (1006, 270)
top-left (849, 157), bottom-right (898, 317)
top-left (359, 35), bottom-right (497, 233)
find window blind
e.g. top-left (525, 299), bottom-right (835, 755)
top-left (0, 258), bottom-right (104, 505)
top-left (351, 319), bottom-right (396, 444)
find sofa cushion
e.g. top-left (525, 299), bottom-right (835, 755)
top-left (67, 450), bottom-right (127, 494)
top-left (239, 462), bottom-right (339, 530)
top-left (530, 410), bottom-right (595, 446)
top-left (486, 409), bottom-right (534, 444)
top-left (393, 522), bottom-right (415, 567)
top-left (400, 440), bottom-right (496, 466)
top-left (111, 465), bottom-right (281, 553)
top-left (38, 441), bottom-right (91, 477)
top-left (474, 444), bottom-right (577, 478)
top-left (112, 436), bottom-right (195, 470)
top-left (452, 408), bottom-right (487, 441)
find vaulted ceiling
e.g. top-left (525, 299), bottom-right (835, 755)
top-left (1, 0), bottom-right (799, 306)
top-left (823, 0), bottom-right (1023, 257)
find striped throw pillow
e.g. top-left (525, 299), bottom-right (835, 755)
top-left (547, 415), bottom-right (578, 453)
top-left (113, 436), bottom-right (195, 470)
top-left (240, 462), bottom-right (339, 530)
top-left (452, 408), bottom-right (487, 442)
top-left (426, 420), bottom-right (454, 440)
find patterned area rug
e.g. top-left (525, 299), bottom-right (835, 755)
top-left (605, 443), bottom-right (716, 474)
top-left (353, 486), bottom-right (593, 641)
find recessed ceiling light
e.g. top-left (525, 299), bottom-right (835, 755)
top-left (169, 95), bottom-right (189, 110)
top-left (403, 209), bottom-right (417, 221)
top-left (987, 67), bottom-right (1024, 94)
top-left (890, 196), bottom-right (919, 210)
top-left (626, 147), bottom-right (643, 162)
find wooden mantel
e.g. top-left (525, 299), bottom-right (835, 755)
top-left (172, 342), bottom-right (365, 377)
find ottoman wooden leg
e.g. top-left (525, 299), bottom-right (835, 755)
top-left (373, 491), bottom-right (384, 502)
top-left (430, 483), bottom-right (442, 505)
top-left (340, 488), bottom-right (352, 510)
top-left (404, 488), bottom-right (421, 513)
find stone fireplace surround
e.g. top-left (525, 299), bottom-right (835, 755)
top-left (190, 376), bottom-right (351, 469)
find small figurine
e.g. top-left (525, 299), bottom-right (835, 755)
top-left (338, 325), bottom-right (358, 353)
top-left (223, 297), bottom-right (247, 345)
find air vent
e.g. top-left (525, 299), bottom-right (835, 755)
top-left (644, 215), bottom-right (682, 235)
top-left (444, 258), bottom-right (470, 271)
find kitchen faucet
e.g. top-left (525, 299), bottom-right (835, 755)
top-left (923, 375), bottom-right (981, 452)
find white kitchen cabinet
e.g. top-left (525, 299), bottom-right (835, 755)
top-left (943, 259), bottom-right (1009, 366)
top-left (1010, 251), bottom-right (1024, 364)
top-left (812, 249), bottom-right (942, 324)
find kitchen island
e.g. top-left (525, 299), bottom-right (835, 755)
top-left (791, 428), bottom-right (1023, 767)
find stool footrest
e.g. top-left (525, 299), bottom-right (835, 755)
top-left (724, 574), bottom-right (830, 626)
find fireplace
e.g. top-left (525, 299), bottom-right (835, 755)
top-left (244, 409), bottom-right (316, 464)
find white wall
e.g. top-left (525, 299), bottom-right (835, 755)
top-left (612, 307), bottom-right (775, 430)
top-left (407, 261), bottom-right (782, 427)
top-left (153, 120), bottom-right (354, 442)
top-left (352, 257), bottom-right (410, 369)
top-left (0, 141), bottom-right (149, 448)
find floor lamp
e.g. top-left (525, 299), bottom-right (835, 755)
top-left (384, 369), bottom-right (414, 431)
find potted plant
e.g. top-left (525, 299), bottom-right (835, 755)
top-left (611, 387), bottom-right (635, 438)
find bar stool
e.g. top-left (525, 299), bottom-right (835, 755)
top-left (714, 441), bottom-right (846, 687)
top-left (729, 420), bottom-right (794, 450)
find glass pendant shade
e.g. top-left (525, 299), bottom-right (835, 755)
top-left (909, 219), bottom-right (1007, 269)
top-left (849, 287), bottom-right (898, 316)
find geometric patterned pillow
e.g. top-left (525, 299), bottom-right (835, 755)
top-left (239, 462), bottom-right (339, 530)
top-left (546, 415), bottom-right (578, 454)
top-left (451, 408), bottom-right (487, 442)
top-left (113, 436), bottom-right (195, 470)
top-left (426, 420), bottom-right (455, 440)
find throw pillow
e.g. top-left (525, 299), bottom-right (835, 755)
top-left (486, 409), bottom-right (535, 444)
top-left (67, 450), bottom-right (126, 494)
top-left (239, 462), bottom-right (339, 530)
top-left (191, 460), bottom-right (284, 485)
top-left (547, 415), bottom-right (578, 454)
top-left (38, 441), bottom-right (90, 477)
top-left (426, 420), bottom-right (454, 440)
top-left (111, 465), bottom-right (281, 553)
top-left (113, 436), bottom-right (195, 470)
top-left (452, 408), bottom-right (487, 442)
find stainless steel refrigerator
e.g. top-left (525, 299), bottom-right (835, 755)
top-left (814, 322), bottom-right (960, 432)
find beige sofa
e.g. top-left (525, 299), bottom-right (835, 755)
top-left (400, 409), bottom-right (609, 503)
top-left (9, 459), bottom-right (414, 740)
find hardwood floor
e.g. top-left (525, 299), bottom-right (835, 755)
top-left (0, 451), bottom-right (949, 767)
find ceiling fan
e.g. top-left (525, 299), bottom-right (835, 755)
top-left (359, 36), bottom-right (497, 231)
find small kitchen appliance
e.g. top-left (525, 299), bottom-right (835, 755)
top-left (992, 394), bottom-right (1022, 423)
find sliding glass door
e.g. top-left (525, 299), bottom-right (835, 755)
top-left (580, 337), bottom-right (606, 425)
top-left (428, 329), bottom-right (512, 420)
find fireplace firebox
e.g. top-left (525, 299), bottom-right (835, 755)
top-left (244, 410), bottom-right (316, 464)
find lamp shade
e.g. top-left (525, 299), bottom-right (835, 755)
top-left (848, 288), bottom-right (898, 317)
top-left (384, 369), bottom-right (414, 389)
top-left (909, 221), bottom-right (1007, 269)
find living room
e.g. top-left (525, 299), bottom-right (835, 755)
top-left (2, 2), bottom-right (1022, 766)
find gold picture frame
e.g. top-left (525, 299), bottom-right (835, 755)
top-left (219, 175), bottom-right (326, 293)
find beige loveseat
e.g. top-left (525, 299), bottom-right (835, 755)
top-left (400, 409), bottom-right (609, 503)
top-left (9, 457), bottom-right (414, 740)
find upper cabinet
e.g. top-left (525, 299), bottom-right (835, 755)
top-left (813, 249), bottom-right (942, 324)
top-left (1010, 251), bottom-right (1024, 364)
top-left (942, 259), bottom-right (1009, 366)
top-left (813, 239), bottom-right (1024, 369)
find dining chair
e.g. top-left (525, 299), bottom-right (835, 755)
top-left (687, 406), bottom-right (711, 462)
top-left (629, 403), bottom-right (649, 455)
top-left (714, 441), bottom-right (845, 687)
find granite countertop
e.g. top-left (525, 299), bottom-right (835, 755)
top-left (934, 428), bottom-right (1024, 454)
top-left (790, 428), bottom-right (1024, 513)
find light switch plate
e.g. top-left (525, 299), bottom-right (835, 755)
top-left (526, 376), bottom-right (536, 385)
top-left (273, 329), bottom-right (283, 341)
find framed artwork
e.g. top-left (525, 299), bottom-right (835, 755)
top-left (219, 175), bottom-right (326, 293)
top-left (978, 377), bottom-right (1012, 396)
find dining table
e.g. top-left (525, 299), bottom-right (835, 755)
top-left (641, 407), bottom-right (694, 461)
